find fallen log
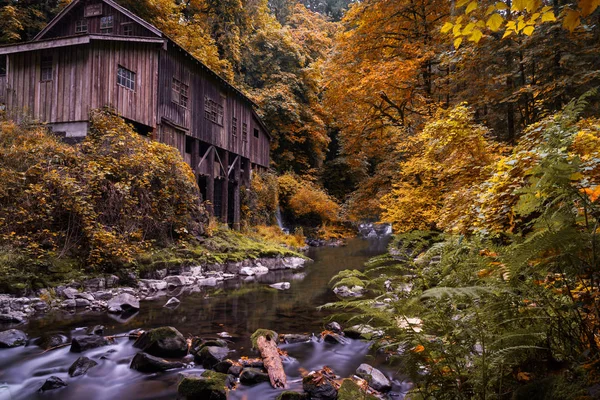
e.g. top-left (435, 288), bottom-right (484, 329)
top-left (252, 330), bottom-right (286, 388)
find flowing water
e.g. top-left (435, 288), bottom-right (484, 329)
top-left (0, 237), bottom-right (409, 400)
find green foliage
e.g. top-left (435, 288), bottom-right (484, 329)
top-left (0, 110), bottom-right (207, 276)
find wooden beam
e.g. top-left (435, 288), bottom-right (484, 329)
top-left (0, 36), bottom-right (90, 55)
top-left (228, 155), bottom-right (240, 177)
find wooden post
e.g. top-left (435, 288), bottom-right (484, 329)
top-left (191, 137), bottom-right (199, 179)
top-left (206, 147), bottom-right (215, 216)
top-left (233, 155), bottom-right (241, 230)
top-left (221, 150), bottom-right (229, 224)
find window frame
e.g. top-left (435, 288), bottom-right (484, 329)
top-left (122, 23), bottom-right (133, 36)
top-left (40, 56), bottom-right (53, 82)
top-left (75, 19), bottom-right (88, 34)
top-left (242, 122), bottom-right (248, 142)
top-left (204, 97), bottom-right (224, 126)
top-left (117, 65), bottom-right (135, 91)
top-left (172, 77), bottom-right (189, 109)
top-left (100, 15), bottom-right (113, 33)
top-left (253, 128), bottom-right (259, 138)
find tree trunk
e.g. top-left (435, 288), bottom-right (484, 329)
top-left (256, 335), bottom-right (286, 388)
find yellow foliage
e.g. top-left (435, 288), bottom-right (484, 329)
top-left (278, 173), bottom-right (340, 226)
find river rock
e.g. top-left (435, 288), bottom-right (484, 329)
top-left (239, 267), bottom-right (255, 276)
top-left (195, 345), bottom-right (230, 369)
top-left (130, 352), bottom-right (184, 373)
top-left (164, 297), bottom-right (180, 308)
top-left (253, 265), bottom-right (270, 275)
top-left (326, 322), bottom-right (342, 334)
top-left (62, 288), bottom-right (79, 299)
top-left (62, 299), bottom-right (77, 308)
top-left (75, 298), bottom-right (91, 308)
top-left (338, 379), bottom-right (378, 400)
top-left (356, 363), bottom-right (391, 392)
top-left (281, 257), bottom-right (306, 270)
top-left (85, 325), bottom-right (104, 336)
top-left (333, 285), bottom-right (364, 298)
top-left (133, 326), bottom-right (187, 358)
top-left (107, 293), bottom-right (140, 313)
top-left (0, 312), bottom-right (25, 323)
top-left (276, 391), bottom-right (308, 400)
top-left (83, 277), bottom-right (105, 292)
top-left (323, 332), bottom-right (349, 345)
top-left (228, 365), bottom-right (243, 376)
top-left (138, 279), bottom-right (168, 291)
top-left (343, 325), bottom-right (384, 340)
top-left (213, 360), bottom-right (233, 373)
top-left (68, 356), bottom-right (98, 377)
top-left (164, 275), bottom-right (194, 287)
top-left (269, 282), bottom-right (291, 290)
top-left (39, 376), bottom-right (67, 392)
top-left (35, 333), bottom-right (68, 350)
top-left (0, 329), bottom-right (27, 348)
top-left (303, 371), bottom-right (338, 400)
top-left (94, 291), bottom-right (114, 301)
top-left (281, 334), bottom-right (311, 343)
top-left (75, 292), bottom-right (95, 301)
top-left (70, 335), bottom-right (113, 352)
top-left (105, 275), bottom-right (120, 288)
top-left (240, 368), bottom-right (270, 385)
top-left (177, 370), bottom-right (234, 400)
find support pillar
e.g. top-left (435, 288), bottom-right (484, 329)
top-left (233, 155), bottom-right (241, 230)
top-left (206, 147), bottom-right (215, 215)
top-left (221, 150), bottom-right (229, 224)
top-left (191, 138), bottom-right (199, 179)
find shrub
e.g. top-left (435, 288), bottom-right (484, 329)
top-left (278, 173), bottom-right (340, 226)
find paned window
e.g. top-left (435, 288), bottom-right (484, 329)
top-left (232, 116), bottom-right (238, 138)
top-left (75, 19), bottom-right (88, 33)
top-left (242, 123), bottom-right (248, 142)
top-left (40, 56), bottom-right (53, 82)
top-left (117, 65), bottom-right (135, 90)
top-left (122, 23), bottom-right (133, 36)
top-left (204, 97), bottom-right (224, 126)
top-left (100, 16), bottom-right (113, 33)
top-left (172, 78), bottom-right (189, 108)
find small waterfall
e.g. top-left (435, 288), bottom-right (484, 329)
top-left (275, 204), bottom-right (289, 234)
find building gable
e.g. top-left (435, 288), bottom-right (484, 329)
top-left (34, 0), bottom-right (162, 41)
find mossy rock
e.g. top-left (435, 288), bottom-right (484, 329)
top-left (250, 329), bottom-right (278, 349)
top-left (177, 370), bottom-right (233, 400)
top-left (133, 326), bottom-right (187, 358)
top-left (338, 379), bottom-right (378, 400)
top-left (276, 391), bottom-right (308, 400)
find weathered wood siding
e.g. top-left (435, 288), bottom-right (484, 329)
top-left (5, 41), bottom-right (158, 128)
top-left (158, 44), bottom-right (270, 168)
top-left (42, 1), bottom-right (157, 39)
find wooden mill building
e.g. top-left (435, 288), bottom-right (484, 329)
top-left (0, 0), bottom-right (271, 229)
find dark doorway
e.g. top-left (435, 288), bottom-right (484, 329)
top-left (227, 181), bottom-right (236, 226)
top-left (214, 179), bottom-right (223, 218)
top-left (198, 176), bottom-right (208, 203)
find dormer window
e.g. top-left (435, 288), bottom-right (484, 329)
top-left (100, 16), bottom-right (113, 33)
top-left (75, 19), bottom-right (88, 34)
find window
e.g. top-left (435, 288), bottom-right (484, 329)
top-left (117, 65), bottom-right (135, 90)
top-left (100, 16), bottom-right (113, 33)
top-left (254, 128), bottom-right (259, 138)
top-left (231, 116), bottom-right (238, 138)
top-left (75, 19), bottom-right (88, 33)
top-left (172, 78), bottom-right (189, 108)
top-left (84, 3), bottom-right (103, 17)
top-left (40, 56), bottom-right (53, 82)
top-left (242, 122), bottom-right (248, 142)
top-left (122, 23), bottom-right (133, 36)
top-left (0, 56), bottom-right (6, 77)
top-left (204, 97), bottom-right (224, 126)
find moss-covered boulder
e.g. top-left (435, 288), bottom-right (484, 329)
top-left (239, 368), bottom-right (270, 385)
top-left (194, 346), bottom-right (230, 369)
top-left (337, 379), bottom-right (378, 400)
top-left (177, 370), bottom-right (234, 400)
top-left (250, 329), bottom-right (278, 349)
top-left (133, 326), bottom-right (187, 358)
top-left (302, 372), bottom-right (338, 400)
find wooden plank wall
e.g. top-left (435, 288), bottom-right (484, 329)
top-left (0, 77), bottom-right (6, 103)
top-left (158, 45), bottom-right (270, 168)
top-left (6, 41), bottom-right (158, 128)
top-left (43, 1), bottom-right (157, 39)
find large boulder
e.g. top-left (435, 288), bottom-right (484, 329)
top-left (355, 364), bottom-right (391, 392)
top-left (177, 370), bottom-right (234, 400)
top-left (164, 275), bottom-right (194, 287)
top-left (194, 346), bottom-right (229, 369)
top-left (130, 352), bottom-right (184, 373)
top-left (70, 335), bottom-right (113, 352)
top-left (107, 293), bottom-right (140, 313)
top-left (39, 376), bottom-right (67, 392)
top-left (133, 326), bottom-right (187, 358)
top-left (35, 333), bottom-right (68, 350)
top-left (239, 368), bottom-right (270, 385)
top-left (68, 356), bottom-right (98, 377)
top-left (281, 334), bottom-right (311, 344)
top-left (0, 329), bottom-right (27, 348)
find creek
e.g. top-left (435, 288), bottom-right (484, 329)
top-left (0, 237), bottom-right (409, 400)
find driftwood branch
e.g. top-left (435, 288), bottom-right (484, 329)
top-left (256, 334), bottom-right (286, 389)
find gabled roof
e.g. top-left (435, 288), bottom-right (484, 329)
top-left (30, 0), bottom-right (260, 110)
top-left (34, 0), bottom-right (162, 41)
